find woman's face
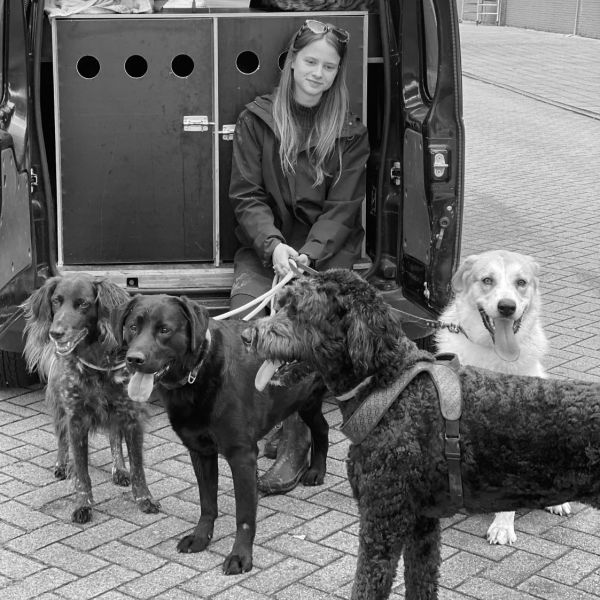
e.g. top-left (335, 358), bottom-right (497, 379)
top-left (291, 37), bottom-right (341, 107)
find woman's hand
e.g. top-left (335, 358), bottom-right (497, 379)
top-left (272, 243), bottom-right (310, 277)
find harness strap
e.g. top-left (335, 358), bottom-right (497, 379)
top-left (340, 353), bottom-right (464, 507)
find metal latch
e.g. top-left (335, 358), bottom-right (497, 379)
top-left (183, 115), bottom-right (214, 132)
top-left (218, 124), bottom-right (235, 141)
top-left (390, 161), bottom-right (402, 186)
top-left (430, 147), bottom-right (449, 180)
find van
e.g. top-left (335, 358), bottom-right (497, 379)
top-left (0, 0), bottom-right (463, 386)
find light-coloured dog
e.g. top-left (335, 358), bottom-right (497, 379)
top-left (435, 250), bottom-right (570, 545)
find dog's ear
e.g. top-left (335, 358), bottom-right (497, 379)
top-left (451, 254), bottom-right (479, 293)
top-left (20, 277), bottom-right (60, 375)
top-left (110, 296), bottom-right (139, 347)
top-left (21, 276), bottom-right (59, 325)
top-left (178, 296), bottom-right (210, 354)
top-left (94, 278), bottom-right (131, 349)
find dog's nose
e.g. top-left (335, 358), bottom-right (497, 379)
top-left (49, 328), bottom-right (65, 341)
top-left (240, 328), bottom-right (253, 347)
top-left (497, 299), bottom-right (517, 317)
top-left (126, 351), bottom-right (146, 366)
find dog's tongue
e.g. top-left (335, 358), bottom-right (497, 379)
top-left (128, 372), bottom-right (155, 403)
top-left (493, 317), bottom-right (520, 362)
top-left (255, 360), bottom-right (282, 392)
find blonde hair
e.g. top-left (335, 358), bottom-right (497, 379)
top-left (272, 25), bottom-right (350, 186)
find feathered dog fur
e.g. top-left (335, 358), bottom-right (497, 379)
top-left (242, 269), bottom-right (600, 600)
top-left (22, 274), bottom-right (159, 523)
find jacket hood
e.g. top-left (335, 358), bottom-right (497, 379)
top-left (245, 93), bottom-right (365, 139)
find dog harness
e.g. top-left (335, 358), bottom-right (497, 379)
top-left (336, 354), bottom-right (464, 507)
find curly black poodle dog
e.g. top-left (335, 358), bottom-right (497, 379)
top-left (242, 268), bottom-right (600, 600)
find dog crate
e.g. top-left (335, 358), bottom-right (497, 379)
top-left (51, 12), bottom-right (367, 268)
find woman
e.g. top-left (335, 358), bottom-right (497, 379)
top-left (229, 19), bottom-right (370, 494)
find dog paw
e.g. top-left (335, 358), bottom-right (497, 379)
top-left (223, 552), bottom-right (252, 575)
top-left (302, 468), bottom-right (325, 487)
top-left (54, 465), bottom-right (68, 480)
top-left (138, 497), bottom-right (161, 514)
top-left (177, 533), bottom-right (211, 553)
top-left (546, 502), bottom-right (571, 516)
top-left (487, 525), bottom-right (517, 545)
top-left (71, 506), bottom-right (93, 524)
top-left (112, 469), bottom-right (131, 487)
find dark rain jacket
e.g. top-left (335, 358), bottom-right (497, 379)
top-left (229, 94), bottom-right (370, 270)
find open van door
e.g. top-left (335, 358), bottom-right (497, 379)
top-left (0, 0), bottom-right (464, 384)
top-left (0, 1), bottom-right (41, 386)
top-left (366, 0), bottom-right (464, 341)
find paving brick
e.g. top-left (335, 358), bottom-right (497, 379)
top-left (90, 540), bottom-right (167, 574)
top-left (32, 542), bottom-right (109, 577)
top-left (482, 550), bottom-right (551, 587)
top-left (1, 567), bottom-right (77, 600)
top-left (118, 563), bottom-right (198, 598)
top-left (537, 549), bottom-right (600, 586)
top-left (518, 575), bottom-right (600, 600)
top-left (265, 533), bottom-right (343, 566)
top-left (57, 564), bottom-right (139, 600)
top-left (5, 521), bottom-right (81, 553)
top-left (0, 547), bottom-right (45, 579)
top-left (300, 554), bottom-right (356, 594)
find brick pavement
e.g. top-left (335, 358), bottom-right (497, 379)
top-left (1, 23), bottom-right (600, 600)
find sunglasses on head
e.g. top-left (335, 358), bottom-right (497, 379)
top-left (297, 19), bottom-right (350, 45)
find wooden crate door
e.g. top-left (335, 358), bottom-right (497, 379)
top-left (55, 18), bottom-right (214, 264)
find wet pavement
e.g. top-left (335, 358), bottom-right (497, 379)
top-left (1, 22), bottom-right (600, 600)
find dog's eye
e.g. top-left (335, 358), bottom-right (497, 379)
top-left (516, 279), bottom-right (527, 288)
top-left (129, 324), bottom-right (137, 333)
top-left (79, 301), bottom-right (90, 309)
top-left (159, 326), bottom-right (170, 335)
top-left (482, 277), bottom-right (493, 286)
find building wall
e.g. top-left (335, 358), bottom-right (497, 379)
top-left (457, 0), bottom-right (600, 40)
top-left (577, 0), bottom-right (600, 39)
top-left (504, 0), bottom-right (576, 34)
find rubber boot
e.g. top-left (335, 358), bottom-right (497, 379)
top-left (258, 413), bottom-right (310, 495)
top-left (263, 422), bottom-right (282, 459)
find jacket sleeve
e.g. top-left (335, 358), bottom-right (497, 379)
top-left (229, 111), bottom-right (284, 265)
top-left (299, 126), bottom-right (370, 263)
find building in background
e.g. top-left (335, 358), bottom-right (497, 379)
top-left (458, 0), bottom-right (600, 39)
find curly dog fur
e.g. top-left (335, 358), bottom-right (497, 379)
top-left (243, 269), bottom-right (600, 600)
top-left (22, 274), bottom-right (159, 523)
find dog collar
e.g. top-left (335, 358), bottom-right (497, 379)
top-left (160, 329), bottom-right (212, 388)
top-left (78, 357), bottom-right (127, 373)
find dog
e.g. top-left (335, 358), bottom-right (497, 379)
top-left (435, 250), bottom-right (570, 545)
top-left (242, 269), bottom-right (600, 600)
top-left (22, 274), bottom-right (159, 524)
top-left (113, 293), bottom-right (328, 575)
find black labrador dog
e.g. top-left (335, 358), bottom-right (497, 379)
top-left (113, 294), bottom-right (328, 574)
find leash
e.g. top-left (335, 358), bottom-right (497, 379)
top-left (213, 259), bottom-right (317, 322)
top-left (390, 307), bottom-right (469, 339)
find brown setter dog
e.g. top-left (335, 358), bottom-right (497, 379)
top-left (22, 274), bottom-right (159, 523)
top-left (113, 294), bottom-right (328, 574)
